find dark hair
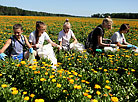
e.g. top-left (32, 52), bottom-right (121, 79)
top-left (35, 21), bottom-right (46, 43)
top-left (13, 24), bottom-right (23, 30)
top-left (119, 24), bottom-right (130, 32)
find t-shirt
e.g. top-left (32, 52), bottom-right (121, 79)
top-left (58, 29), bottom-right (75, 46)
top-left (89, 25), bottom-right (104, 50)
top-left (10, 35), bottom-right (24, 56)
top-left (111, 31), bottom-right (126, 44)
top-left (29, 31), bottom-right (50, 45)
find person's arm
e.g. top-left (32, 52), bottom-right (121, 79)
top-left (0, 39), bottom-right (11, 54)
top-left (47, 39), bottom-right (61, 49)
top-left (115, 42), bottom-right (127, 48)
top-left (98, 36), bottom-right (110, 47)
top-left (59, 41), bottom-right (62, 47)
top-left (24, 35), bottom-right (32, 49)
top-left (72, 35), bottom-right (78, 44)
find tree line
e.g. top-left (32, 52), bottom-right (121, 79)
top-left (0, 5), bottom-right (76, 17)
top-left (91, 13), bottom-right (138, 19)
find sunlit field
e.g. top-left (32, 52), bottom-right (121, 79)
top-left (0, 16), bottom-right (138, 102)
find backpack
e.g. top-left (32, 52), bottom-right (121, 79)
top-left (85, 31), bottom-right (93, 49)
top-left (5, 35), bottom-right (27, 57)
top-left (85, 27), bottom-right (103, 49)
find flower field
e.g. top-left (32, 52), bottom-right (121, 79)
top-left (0, 16), bottom-right (138, 102)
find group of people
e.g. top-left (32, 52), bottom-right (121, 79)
top-left (0, 17), bottom-right (137, 67)
top-left (85, 17), bottom-right (138, 53)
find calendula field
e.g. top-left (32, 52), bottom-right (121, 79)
top-left (0, 16), bottom-right (138, 102)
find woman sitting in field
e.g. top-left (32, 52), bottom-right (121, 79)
top-left (85, 17), bottom-right (117, 53)
top-left (58, 19), bottom-right (85, 52)
top-left (111, 24), bottom-right (138, 49)
top-left (29, 21), bottom-right (61, 69)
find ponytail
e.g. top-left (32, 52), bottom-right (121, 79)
top-left (35, 21), bottom-right (46, 43)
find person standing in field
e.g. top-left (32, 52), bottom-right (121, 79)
top-left (29, 21), bottom-right (61, 69)
top-left (111, 24), bottom-right (137, 49)
top-left (85, 17), bottom-right (117, 53)
top-left (0, 24), bottom-right (33, 62)
top-left (58, 19), bottom-right (79, 51)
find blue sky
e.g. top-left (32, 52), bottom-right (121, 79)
top-left (0, 0), bottom-right (138, 17)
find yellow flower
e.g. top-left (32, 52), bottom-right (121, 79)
top-left (0, 73), bottom-right (2, 76)
top-left (94, 84), bottom-right (101, 89)
top-left (76, 85), bottom-right (81, 89)
top-left (91, 99), bottom-right (98, 102)
top-left (29, 66), bottom-right (33, 68)
top-left (131, 69), bottom-right (135, 72)
top-left (20, 61), bottom-right (26, 65)
top-left (48, 65), bottom-right (52, 67)
top-left (111, 97), bottom-right (119, 102)
top-left (1, 84), bottom-right (8, 88)
top-left (30, 94), bottom-right (35, 98)
top-left (35, 99), bottom-right (45, 102)
top-left (69, 75), bottom-right (74, 78)
top-left (104, 69), bottom-right (107, 72)
top-left (24, 96), bottom-right (29, 101)
top-left (45, 72), bottom-right (48, 75)
top-left (69, 79), bottom-right (74, 84)
top-left (74, 84), bottom-right (77, 89)
top-left (96, 91), bottom-right (101, 95)
top-left (23, 91), bottom-right (27, 95)
top-left (11, 87), bottom-right (17, 91)
top-left (86, 81), bottom-right (90, 84)
top-left (86, 90), bottom-right (90, 93)
top-left (105, 85), bottom-right (111, 90)
top-left (16, 64), bottom-right (21, 67)
top-left (87, 95), bottom-right (92, 99)
top-left (33, 59), bottom-right (37, 62)
top-left (42, 62), bottom-right (45, 64)
top-left (52, 79), bottom-right (56, 82)
top-left (63, 90), bottom-right (67, 93)
top-left (49, 75), bottom-right (55, 78)
top-left (40, 78), bottom-right (46, 81)
top-left (63, 76), bottom-right (66, 78)
top-left (73, 72), bottom-right (78, 76)
top-left (56, 83), bottom-right (61, 88)
top-left (81, 80), bottom-right (86, 82)
top-left (12, 90), bottom-right (18, 95)
top-left (78, 74), bottom-right (82, 77)
top-left (68, 58), bottom-right (71, 60)
top-left (106, 80), bottom-right (110, 83)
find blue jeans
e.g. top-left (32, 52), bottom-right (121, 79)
top-left (12, 53), bottom-right (23, 62)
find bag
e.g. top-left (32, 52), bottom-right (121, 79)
top-left (28, 53), bottom-right (36, 65)
top-left (71, 43), bottom-right (85, 52)
top-left (85, 31), bottom-right (93, 49)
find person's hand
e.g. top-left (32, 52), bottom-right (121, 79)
top-left (0, 53), bottom-right (7, 61)
top-left (29, 48), bottom-right (33, 54)
top-left (132, 45), bottom-right (138, 49)
top-left (127, 44), bottom-right (133, 48)
top-left (110, 44), bottom-right (117, 48)
top-left (96, 49), bottom-right (102, 52)
top-left (57, 45), bottom-right (62, 50)
top-left (36, 44), bottom-right (43, 49)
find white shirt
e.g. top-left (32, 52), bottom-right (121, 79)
top-left (58, 29), bottom-right (75, 46)
top-left (29, 31), bottom-right (50, 45)
top-left (111, 31), bottom-right (126, 44)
